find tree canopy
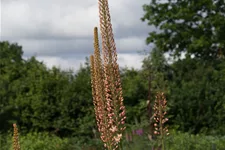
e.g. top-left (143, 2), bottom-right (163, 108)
top-left (141, 0), bottom-right (225, 60)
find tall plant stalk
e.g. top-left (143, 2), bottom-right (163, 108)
top-left (90, 0), bottom-right (126, 149)
top-left (153, 92), bottom-right (169, 150)
top-left (13, 124), bottom-right (20, 150)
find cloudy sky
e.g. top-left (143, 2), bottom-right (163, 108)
top-left (1, 0), bottom-right (154, 72)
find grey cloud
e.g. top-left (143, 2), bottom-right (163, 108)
top-left (1, 0), bottom-right (152, 70)
top-left (1, 0), bottom-right (151, 39)
top-left (17, 38), bottom-right (93, 56)
top-left (17, 36), bottom-right (148, 56)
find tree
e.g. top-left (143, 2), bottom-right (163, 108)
top-left (167, 58), bottom-right (225, 135)
top-left (0, 41), bottom-right (24, 108)
top-left (0, 41), bottom-right (96, 137)
top-left (120, 67), bottom-right (148, 125)
top-left (141, 0), bottom-right (225, 60)
top-left (0, 41), bottom-right (24, 131)
top-left (142, 48), bottom-right (169, 92)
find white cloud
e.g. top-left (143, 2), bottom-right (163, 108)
top-left (118, 53), bottom-right (145, 70)
top-left (35, 56), bottom-right (84, 72)
top-left (2, 0), bottom-right (149, 40)
top-left (1, 0), bottom-right (152, 70)
top-left (31, 53), bottom-right (145, 72)
top-left (1, 0), bottom-right (98, 39)
top-left (116, 37), bottom-right (146, 52)
top-left (16, 38), bottom-right (92, 56)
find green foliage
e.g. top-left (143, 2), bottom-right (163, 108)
top-left (0, 41), bottom-right (24, 131)
top-left (0, 39), bottom-right (225, 138)
top-left (120, 68), bottom-right (148, 124)
top-left (0, 132), bottom-right (103, 150)
top-left (1, 131), bottom-right (224, 150)
top-left (0, 132), bottom-right (11, 150)
top-left (18, 132), bottom-right (69, 150)
top-left (72, 61), bottom-right (95, 137)
top-left (142, 48), bottom-right (170, 93)
top-left (123, 129), bottom-right (225, 150)
top-left (165, 130), bottom-right (225, 150)
top-left (141, 0), bottom-right (225, 59)
top-left (141, 0), bottom-right (225, 135)
top-left (0, 41), bottom-right (95, 137)
top-left (167, 58), bottom-right (225, 135)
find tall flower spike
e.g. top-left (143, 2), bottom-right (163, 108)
top-left (13, 123), bottom-right (20, 150)
top-left (91, 27), bottom-right (111, 146)
top-left (98, 0), bottom-right (126, 135)
top-left (153, 92), bottom-right (169, 150)
top-left (90, 0), bottom-right (126, 149)
top-left (98, 0), bottom-right (117, 64)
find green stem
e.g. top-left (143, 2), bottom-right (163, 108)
top-left (119, 139), bottom-right (123, 150)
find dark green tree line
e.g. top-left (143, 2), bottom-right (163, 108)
top-left (141, 0), bottom-right (225, 135)
top-left (1, 37), bottom-right (225, 138)
top-left (0, 41), bottom-right (95, 137)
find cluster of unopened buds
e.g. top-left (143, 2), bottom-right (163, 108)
top-left (13, 124), bottom-right (20, 150)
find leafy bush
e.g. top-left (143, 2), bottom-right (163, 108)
top-left (2, 130), bottom-right (224, 150)
top-left (123, 129), bottom-right (225, 150)
top-left (0, 132), bottom-right (11, 150)
top-left (165, 130), bottom-right (225, 150)
top-left (0, 132), bottom-right (104, 150)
